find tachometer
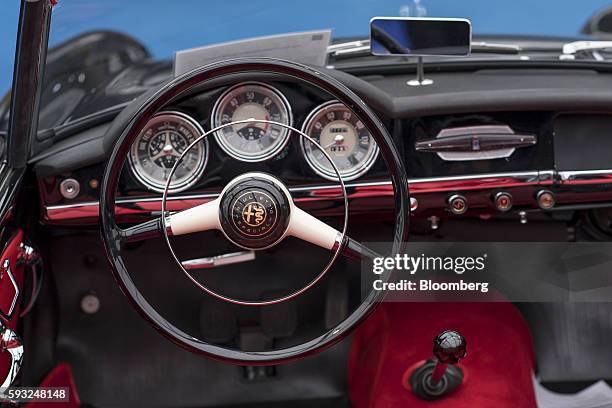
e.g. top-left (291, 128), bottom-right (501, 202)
top-left (211, 82), bottom-right (292, 162)
top-left (300, 101), bottom-right (379, 181)
top-left (128, 111), bottom-right (208, 193)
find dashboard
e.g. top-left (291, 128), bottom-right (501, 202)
top-left (30, 65), bottom-right (612, 228)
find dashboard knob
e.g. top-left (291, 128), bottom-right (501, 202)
top-left (448, 194), bottom-right (468, 215)
top-left (536, 190), bottom-right (555, 210)
top-left (59, 178), bottom-right (80, 199)
top-left (494, 192), bottom-right (513, 212)
top-left (410, 197), bottom-right (419, 212)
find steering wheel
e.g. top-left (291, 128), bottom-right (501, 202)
top-left (100, 58), bottom-right (409, 364)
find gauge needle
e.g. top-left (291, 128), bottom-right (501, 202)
top-left (233, 117), bottom-right (269, 132)
top-left (151, 135), bottom-right (181, 161)
top-left (321, 134), bottom-right (345, 149)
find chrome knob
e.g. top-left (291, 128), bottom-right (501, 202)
top-left (59, 178), bottom-right (80, 199)
top-left (493, 192), bottom-right (513, 212)
top-left (536, 190), bottom-right (555, 210)
top-left (448, 194), bottom-right (468, 215)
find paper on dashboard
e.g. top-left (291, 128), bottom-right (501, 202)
top-left (174, 30), bottom-right (331, 76)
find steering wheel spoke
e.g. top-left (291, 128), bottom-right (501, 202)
top-left (120, 217), bottom-right (165, 243)
top-left (286, 206), bottom-right (340, 250)
top-left (288, 205), bottom-right (380, 261)
top-left (339, 236), bottom-right (381, 262)
top-left (119, 198), bottom-right (221, 243)
top-left (166, 198), bottom-right (221, 236)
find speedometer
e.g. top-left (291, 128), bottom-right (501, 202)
top-left (211, 82), bottom-right (292, 162)
top-left (300, 101), bottom-right (379, 181)
top-left (128, 111), bottom-right (208, 193)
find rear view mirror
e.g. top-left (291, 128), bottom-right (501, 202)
top-left (370, 17), bottom-right (471, 57)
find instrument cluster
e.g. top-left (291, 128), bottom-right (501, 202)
top-left (127, 81), bottom-right (380, 193)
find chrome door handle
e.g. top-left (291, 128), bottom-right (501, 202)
top-left (415, 132), bottom-right (537, 153)
top-left (415, 125), bottom-right (537, 162)
top-left (0, 321), bottom-right (23, 388)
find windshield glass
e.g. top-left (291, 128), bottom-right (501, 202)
top-left (2, 0), bottom-right (611, 127)
top-left (44, 0), bottom-right (612, 56)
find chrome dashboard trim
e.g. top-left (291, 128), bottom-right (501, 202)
top-left (557, 169), bottom-right (612, 183)
top-left (45, 170), bottom-right (544, 209)
top-left (181, 251), bottom-right (256, 270)
top-left (42, 169), bottom-right (612, 224)
top-left (408, 170), bottom-right (544, 184)
top-left (0, 259), bottom-right (19, 318)
top-left (288, 179), bottom-right (392, 192)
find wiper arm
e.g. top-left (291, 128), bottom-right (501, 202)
top-left (470, 41), bottom-right (521, 54)
top-left (327, 40), bottom-right (371, 57)
top-left (560, 40), bottom-right (612, 60)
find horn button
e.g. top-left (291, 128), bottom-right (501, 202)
top-left (219, 175), bottom-right (291, 250)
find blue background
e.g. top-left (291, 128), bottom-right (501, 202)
top-left (1, 0), bottom-right (611, 94)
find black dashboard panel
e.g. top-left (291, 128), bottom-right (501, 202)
top-left (553, 114), bottom-right (612, 171)
top-left (36, 78), bottom-right (391, 208)
top-left (30, 63), bottom-right (612, 224)
top-left (403, 111), bottom-right (554, 178)
top-left (336, 67), bottom-right (612, 118)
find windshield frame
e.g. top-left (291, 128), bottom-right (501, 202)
top-left (6, 0), bottom-right (53, 169)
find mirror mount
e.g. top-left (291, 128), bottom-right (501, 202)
top-left (370, 17), bottom-right (472, 87)
top-left (407, 56), bottom-right (434, 86)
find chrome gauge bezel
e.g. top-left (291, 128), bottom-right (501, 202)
top-left (300, 101), bottom-right (380, 181)
top-left (128, 111), bottom-right (209, 193)
top-left (210, 82), bottom-right (293, 162)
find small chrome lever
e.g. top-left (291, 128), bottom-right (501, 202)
top-left (0, 321), bottom-right (23, 388)
top-left (181, 251), bottom-right (255, 270)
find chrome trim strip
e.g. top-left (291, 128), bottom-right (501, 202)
top-left (46, 181), bottom-right (390, 211)
top-left (181, 251), bottom-right (255, 270)
top-left (46, 192), bottom-right (220, 210)
top-left (539, 170), bottom-right (555, 182)
top-left (44, 170), bottom-right (559, 213)
top-left (288, 179), bottom-right (391, 192)
top-left (44, 169), bottom-right (612, 219)
top-left (0, 260), bottom-right (19, 317)
top-left (409, 170), bottom-right (542, 184)
top-left (558, 169), bottom-right (612, 182)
